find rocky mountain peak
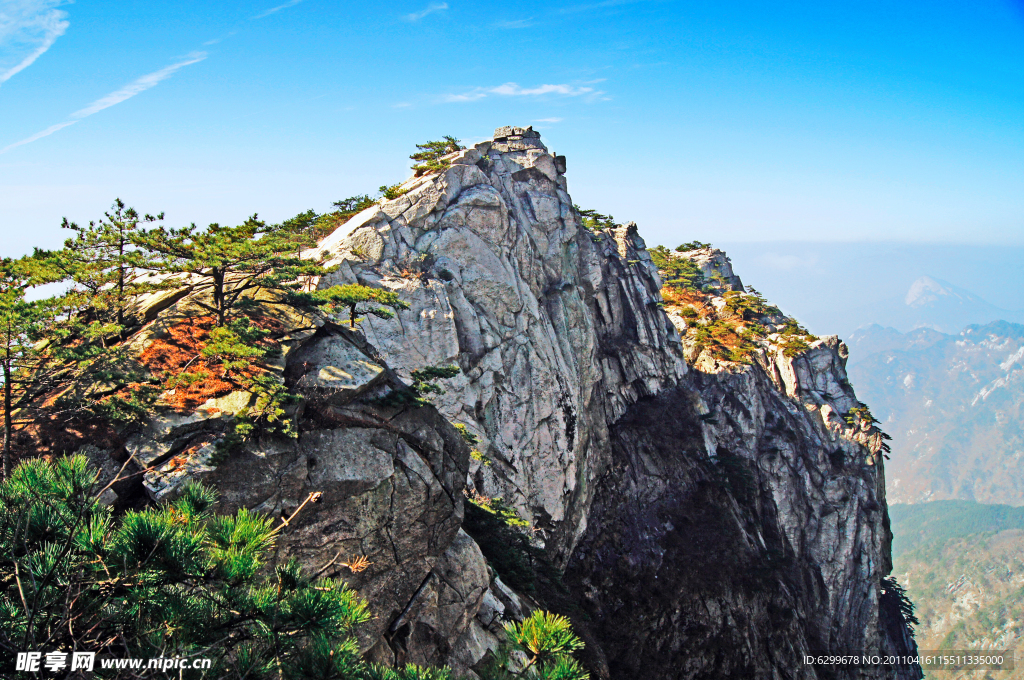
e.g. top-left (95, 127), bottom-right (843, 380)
top-left (905, 275), bottom-right (975, 307)
top-left (102, 125), bottom-right (920, 678)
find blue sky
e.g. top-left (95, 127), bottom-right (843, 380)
top-left (1, 0), bottom-right (1023, 259)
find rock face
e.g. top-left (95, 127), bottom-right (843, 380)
top-left (314, 125), bottom-right (685, 561)
top-left (115, 125), bottom-right (919, 678)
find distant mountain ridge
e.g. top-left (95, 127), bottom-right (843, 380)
top-left (856, 276), bottom-right (1024, 336)
top-left (848, 320), bottom-right (1024, 505)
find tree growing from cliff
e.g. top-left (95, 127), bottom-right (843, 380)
top-left (410, 136), bottom-right (465, 176)
top-left (1, 455), bottom-right (590, 680)
top-left (302, 283), bottom-right (410, 329)
top-left (573, 205), bottom-right (616, 232)
top-left (132, 216), bottom-right (330, 326)
top-left (649, 245), bottom-right (705, 291)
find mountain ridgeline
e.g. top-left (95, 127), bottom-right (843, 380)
top-left (20, 127), bottom-right (919, 679)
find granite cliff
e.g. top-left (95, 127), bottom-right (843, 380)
top-left (104, 126), bottom-right (919, 678)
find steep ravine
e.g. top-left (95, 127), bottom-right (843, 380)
top-left (120, 126), bottom-right (919, 678)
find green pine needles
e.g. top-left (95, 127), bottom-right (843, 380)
top-left (573, 206), bottom-right (617, 232)
top-left (478, 611), bottom-right (589, 680)
top-left (132, 215), bottom-right (331, 327)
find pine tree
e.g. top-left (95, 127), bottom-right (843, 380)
top-left (302, 283), bottom-right (410, 329)
top-left (132, 216), bottom-right (330, 327)
top-left (0, 455), bottom-right (581, 680)
top-left (0, 258), bottom-right (58, 478)
top-left (46, 198), bottom-right (163, 342)
top-left (410, 136), bottom-right (465, 176)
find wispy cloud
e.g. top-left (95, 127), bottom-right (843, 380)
top-left (1, 52), bottom-right (207, 154)
top-left (0, 0), bottom-right (70, 86)
top-left (534, 117), bottom-right (564, 123)
top-left (253, 0), bottom-right (303, 20)
top-left (444, 81), bottom-right (605, 103)
top-left (493, 18), bottom-right (533, 29)
top-left (71, 52), bottom-right (206, 117)
top-left (403, 2), bottom-right (447, 21)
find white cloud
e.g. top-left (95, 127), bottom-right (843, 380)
top-left (491, 83), bottom-right (591, 96)
top-left (253, 0), bottom-right (303, 20)
top-left (534, 117), bottom-right (564, 123)
top-left (0, 52), bottom-right (207, 154)
top-left (0, 0), bottom-right (70, 86)
top-left (444, 81), bottom-right (605, 103)
top-left (442, 91), bottom-right (487, 103)
top-left (403, 2), bottom-right (447, 21)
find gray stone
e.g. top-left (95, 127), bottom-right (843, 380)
top-left (291, 333), bottom-right (386, 404)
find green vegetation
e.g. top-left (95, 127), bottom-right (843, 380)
top-left (890, 500), bottom-right (1024, 656)
top-left (453, 423), bottom-right (479, 445)
top-left (880, 576), bottom-right (919, 631)
top-left (780, 335), bottom-right (811, 358)
top-left (648, 245), bottom-right (705, 291)
top-left (132, 215), bottom-right (329, 327)
top-left (480, 611), bottom-right (589, 680)
top-left (647, 242), bottom-right (821, 365)
top-left (890, 501), bottom-right (1024, 555)
top-left (0, 258), bottom-right (54, 478)
top-left (723, 290), bottom-right (780, 320)
top-left (464, 493), bottom-right (542, 593)
top-left (49, 199), bottom-right (163, 342)
top-left (573, 205), bottom-right (616, 232)
top-left (410, 136), bottom-right (465, 176)
top-left (0, 199), bottom-right (414, 476)
top-left (0, 455), bottom-right (372, 678)
top-left (379, 183), bottom-right (410, 201)
top-left (376, 364), bottom-right (461, 408)
top-left (298, 283), bottom-right (410, 329)
top-left (333, 194), bottom-right (377, 217)
top-left (675, 240), bottom-right (711, 251)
